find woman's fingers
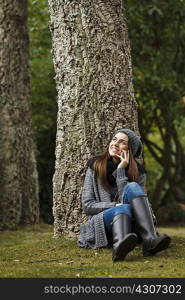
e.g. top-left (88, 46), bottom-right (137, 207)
top-left (117, 150), bottom-right (129, 168)
top-left (116, 150), bottom-right (129, 162)
top-left (115, 154), bottom-right (122, 160)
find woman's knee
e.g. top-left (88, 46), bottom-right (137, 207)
top-left (125, 182), bottom-right (144, 193)
top-left (124, 182), bottom-right (145, 202)
top-left (126, 182), bottom-right (140, 189)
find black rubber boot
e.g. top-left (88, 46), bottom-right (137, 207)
top-left (131, 196), bottom-right (171, 256)
top-left (112, 214), bottom-right (138, 262)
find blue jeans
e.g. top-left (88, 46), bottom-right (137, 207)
top-left (103, 182), bottom-right (146, 232)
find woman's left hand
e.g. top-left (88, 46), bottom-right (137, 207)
top-left (116, 150), bottom-right (129, 168)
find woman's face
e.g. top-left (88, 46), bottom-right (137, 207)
top-left (109, 132), bottom-right (129, 160)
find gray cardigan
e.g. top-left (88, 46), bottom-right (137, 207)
top-left (77, 166), bottom-right (146, 249)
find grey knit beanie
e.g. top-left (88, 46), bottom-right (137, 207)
top-left (112, 128), bottom-right (143, 158)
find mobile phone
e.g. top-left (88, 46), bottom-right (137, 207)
top-left (121, 151), bottom-right (125, 158)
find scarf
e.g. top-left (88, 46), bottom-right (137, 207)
top-left (106, 157), bottom-right (119, 185)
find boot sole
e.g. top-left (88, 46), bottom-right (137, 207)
top-left (112, 234), bottom-right (137, 262)
top-left (143, 235), bottom-right (171, 256)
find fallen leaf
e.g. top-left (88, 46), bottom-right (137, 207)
top-left (144, 261), bottom-right (150, 264)
top-left (66, 261), bottom-right (74, 264)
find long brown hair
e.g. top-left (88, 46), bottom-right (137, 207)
top-left (92, 142), bottom-right (139, 189)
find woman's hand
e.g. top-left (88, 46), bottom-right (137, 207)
top-left (116, 150), bottom-right (129, 168)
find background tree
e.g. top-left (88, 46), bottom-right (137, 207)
top-left (28, 0), bottom-right (57, 224)
top-left (48, 0), bottom-right (140, 237)
top-left (0, 0), bottom-right (39, 230)
top-left (126, 0), bottom-right (185, 222)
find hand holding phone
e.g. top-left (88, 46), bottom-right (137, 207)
top-left (116, 150), bottom-right (129, 168)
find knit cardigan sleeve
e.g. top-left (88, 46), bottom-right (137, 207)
top-left (82, 167), bottom-right (116, 216)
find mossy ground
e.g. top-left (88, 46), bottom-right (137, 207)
top-left (0, 224), bottom-right (184, 278)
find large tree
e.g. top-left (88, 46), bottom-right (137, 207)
top-left (48, 0), bottom-right (139, 237)
top-left (0, 0), bottom-right (39, 230)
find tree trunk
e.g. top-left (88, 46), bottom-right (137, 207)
top-left (0, 0), bottom-right (39, 230)
top-left (48, 0), bottom-right (139, 237)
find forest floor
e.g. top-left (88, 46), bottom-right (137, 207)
top-left (0, 223), bottom-right (185, 278)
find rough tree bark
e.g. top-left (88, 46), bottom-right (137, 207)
top-left (0, 0), bottom-right (39, 230)
top-left (48, 0), bottom-right (139, 237)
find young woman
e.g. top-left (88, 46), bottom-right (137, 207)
top-left (78, 129), bottom-right (171, 262)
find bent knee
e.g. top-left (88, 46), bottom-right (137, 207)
top-left (124, 182), bottom-right (145, 200)
top-left (126, 182), bottom-right (140, 189)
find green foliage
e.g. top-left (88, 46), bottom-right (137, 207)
top-left (0, 225), bottom-right (185, 277)
top-left (28, 0), bottom-right (57, 223)
top-left (125, 0), bottom-right (185, 217)
top-left (126, 0), bottom-right (185, 130)
top-left (144, 144), bottom-right (162, 197)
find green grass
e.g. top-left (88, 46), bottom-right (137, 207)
top-left (0, 224), bottom-right (185, 278)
